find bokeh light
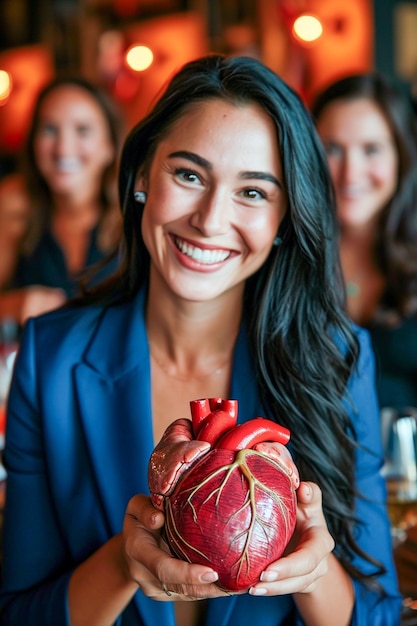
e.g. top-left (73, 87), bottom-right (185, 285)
top-left (125, 45), bottom-right (154, 72)
top-left (293, 15), bottom-right (323, 43)
top-left (0, 70), bottom-right (12, 105)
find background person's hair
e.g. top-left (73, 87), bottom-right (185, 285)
top-left (78, 54), bottom-right (385, 589)
top-left (311, 72), bottom-right (417, 324)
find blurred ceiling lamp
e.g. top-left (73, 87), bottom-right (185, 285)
top-left (125, 44), bottom-right (154, 72)
top-left (0, 70), bottom-right (12, 105)
top-left (292, 14), bottom-right (323, 43)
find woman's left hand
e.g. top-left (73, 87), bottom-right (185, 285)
top-left (249, 481), bottom-right (335, 597)
top-left (122, 493), bottom-right (231, 601)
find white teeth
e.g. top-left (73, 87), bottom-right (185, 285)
top-left (56, 157), bottom-right (81, 172)
top-left (340, 186), bottom-right (365, 198)
top-left (175, 238), bottom-right (230, 264)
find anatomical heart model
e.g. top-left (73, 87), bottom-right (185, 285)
top-left (148, 398), bottom-right (299, 591)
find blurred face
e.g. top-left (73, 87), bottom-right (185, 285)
top-left (33, 85), bottom-right (114, 199)
top-left (139, 99), bottom-right (287, 303)
top-left (316, 98), bottom-right (398, 229)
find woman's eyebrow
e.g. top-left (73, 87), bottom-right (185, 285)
top-left (168, 150), bottom-right (282, 189)
top-left (240, 171), bottom-right (282, 189)
top-left (168, 150), bottom-right (212, 169)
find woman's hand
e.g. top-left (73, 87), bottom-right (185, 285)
top-left (21, 285), bottom-right (67, 323)
top-left (249, 481), bottom-right (335, 597)
top-left (0, 286), bottom-right (66, 326)
top-left (121, 494), bottom-right (230, 601)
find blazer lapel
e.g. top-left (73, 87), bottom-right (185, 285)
top-left (74, 290), bottom-right (154, 534)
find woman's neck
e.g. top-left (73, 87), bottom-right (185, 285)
top-left (340, 219), bottom-right (378, 248)
top-left (52, 196), bottom-right (101, 234)
top-left (340, 223), bottom-right (385, 325)
top-left (50, 197), bottom-right (102, 274)
top-left (146, 269), bottom-right (242, 379)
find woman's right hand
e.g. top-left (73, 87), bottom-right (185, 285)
top-left (121, 494), bottom-right (228, 601)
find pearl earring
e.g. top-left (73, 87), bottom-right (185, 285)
top-left (273, 235), bottom-right (283, 246)
top-left (134, 191), bottom-right (147, 204)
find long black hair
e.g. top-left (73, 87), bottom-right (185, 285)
top-left (78, 54), bottom-right (388, 587)
top-left (311, 73), bottom-right (417, 324)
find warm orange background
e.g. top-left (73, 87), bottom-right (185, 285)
top-left (0, 1), bottom-right (374, 154)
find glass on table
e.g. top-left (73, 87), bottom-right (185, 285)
top-left (0, 317), bottom-right (19, 478)
top-left (381, 407), bottom-right (417, 548)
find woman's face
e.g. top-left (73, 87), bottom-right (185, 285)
top-left (33, 85), bottom-right (114, 200)
top-left (316, 97), bottom-right (398, 230)
top-left (139, 98), bottom-right (287, 303)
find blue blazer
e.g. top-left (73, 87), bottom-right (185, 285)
top-left (0, 289), bottom-right (402, 625)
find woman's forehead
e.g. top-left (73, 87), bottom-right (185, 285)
top-left (149, 99), bottom-right (283, 177)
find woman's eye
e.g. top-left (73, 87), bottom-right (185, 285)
top-left (76, 125), bottom-right (91, 137)
top-left (39, 123), bottom-right (57, 137)
top-left (175, 168), bottom-right (201, 184)
top-left (364, 143), bottom-right (382, 156)
top-left (324, 143), bottom-right (342, 157)
top-left (242, 188), bottom-right (267, 200)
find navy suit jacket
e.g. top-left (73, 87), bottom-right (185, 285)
top-left (0, 289), bottom-right (402, 625)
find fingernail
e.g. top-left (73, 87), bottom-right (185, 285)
top-left (200, 571), bottom-right (218, 583)
top-left (260, 571), bottom-right (278, 582)
top-left (250, 586), bottom-right (267, 596)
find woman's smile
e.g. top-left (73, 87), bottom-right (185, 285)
top-left (173, 235), bottom-right (233, 266)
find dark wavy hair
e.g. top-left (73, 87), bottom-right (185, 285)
top-left (311, 73), bottom-right (417, 324)
top-left (21, 76), bottom-right (124, 251)
top-left (77, 54), bottom-right (389, 587)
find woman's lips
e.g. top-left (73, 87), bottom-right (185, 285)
top-left (174, 236), bottom-right (232, 265)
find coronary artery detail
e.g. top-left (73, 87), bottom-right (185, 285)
top-left (148, 397), bottom-right (298, 591)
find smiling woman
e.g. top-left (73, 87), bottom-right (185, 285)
top-left (311, 73), bottom-right (417, 410)
top-left (0, 77), bottom-right (124, 326)
top-left (0, 55), bottom-right (402, 626)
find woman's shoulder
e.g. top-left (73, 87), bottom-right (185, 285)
top-left (332, 319), bottom-right (373, 362)
top-left (21, 290), bottom-right (145, 363)
top-left (346, 322), bottom-right (376, 382)
top-left (21, 303), bottom-right (107, 357)
top-left (352, 322), bottom-right (373, 354)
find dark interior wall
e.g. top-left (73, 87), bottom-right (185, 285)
top-left (373, 0), bottom-right (397, 78)
top-left (373, 0), bottom-right (415, 99)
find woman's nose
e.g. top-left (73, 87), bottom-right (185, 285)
top-left (340, 149), bottom-right (363, 184)
top-left (54, 129), bottom-right (75, 156)
top-left (190, 190), bottom-right (230, 236)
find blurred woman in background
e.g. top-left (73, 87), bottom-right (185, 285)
top-left (312, 73), bottom-right (417, 410)
top-left (0, 76), bottom-right (124, 326)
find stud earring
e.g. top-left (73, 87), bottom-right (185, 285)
top-left (273, 235), bottom-right (283, 246)
top-left (134, 191), bottom-right (147, 204)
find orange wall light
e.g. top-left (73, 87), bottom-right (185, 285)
top-left (0, 70), bottom-right (12, 105)
top-left (0, 45), bottom-right (54, 153)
